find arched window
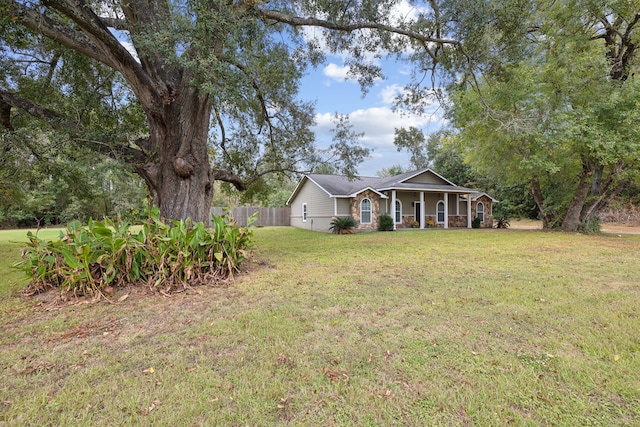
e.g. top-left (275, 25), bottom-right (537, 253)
top-left (361, 198), bottom-right (372, 224)
top-left (436, 201), bottom-right (445, 223)
top-left (395, 200), bottom-right (402, 223)
top-left (477, 202), bottom-right (484, 222)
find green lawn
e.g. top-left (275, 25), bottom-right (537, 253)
top-left (1, 226), bottom-right (639, 425)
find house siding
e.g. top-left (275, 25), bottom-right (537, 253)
top-left (289, 179), bottom-right (336, 232)
top-left (288, 170), bottom-right (496, 232)
top-left (336, 198), bottom-right (351, 216)
top-left (405, 173), bottom-right (449, 185)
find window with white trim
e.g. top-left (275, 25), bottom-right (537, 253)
top-left (436, 201), bottom-right (445, 223)
top-left (477, 202), bottom-right (484, 222)
top-left (302, 203), bottom-right (307, 222)
top-left (361, 198), bottom-right (372, 224)
top-left (395, 200), bottom-right (402, 223)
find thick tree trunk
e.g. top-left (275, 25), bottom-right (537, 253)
top-left (138, 85), bottom-right (214, 225)
top-left (561, 164), bottom-right (593, 231)
top-left (530, 178), bottom-right (555, 229)
top-left (580, 174), bottom-right (629, 225)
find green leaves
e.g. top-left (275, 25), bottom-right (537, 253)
top-left (449, 0), bottom-right (640, 229)
top-left (329, 216), bottom-right (357, 234)
top-left (14, 207), bottom-right (253, 296)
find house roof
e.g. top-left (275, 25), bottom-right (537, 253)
top-left (465, 192), bottom-right (499, 202)
top-left (287, 168), bottom-right (489, 205)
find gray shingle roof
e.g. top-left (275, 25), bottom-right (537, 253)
top-left (306, 174), bottom-right (385, 197)
top-left (306, 168), bottom-right (478, 196)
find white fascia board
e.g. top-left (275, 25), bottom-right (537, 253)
top-left (305, 175), bottom-right (335, 197)
top-left (347, 187), bottom-right (388, 199)
top-left (470, 192), bottom-right (500, 202)
top-left (398, 168), bottom-right (458, 187)
top-left (285, 176), bottom-right (308, 206)
top-left (378, 185), bottom-right (472, 194)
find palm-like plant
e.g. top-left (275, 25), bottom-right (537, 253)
top-left (329, 216), bottom-right (357, 234)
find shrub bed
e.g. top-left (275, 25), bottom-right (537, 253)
top-left (15, 207), bottom-right (253, 296)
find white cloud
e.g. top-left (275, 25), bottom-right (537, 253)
top-left (314, 105), bottom-right (448, 176)
top-left (379, 84), bottom-right (406, 105)
top-left (389, 0), bottom-right (430, 24)
top-left (323, 63), bottom-right (353, 83)
top-left (314, 106), bottom-right (443, 151)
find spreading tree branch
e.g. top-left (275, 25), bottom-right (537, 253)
top-left (257, 8), bottom-right (460, 46)
top-left (10, 0), bottom-right (162, 113)
top-left (0, 91), bottom-right (147, 165)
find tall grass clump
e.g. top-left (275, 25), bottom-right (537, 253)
top-left (14, 207), bottom-right (253, 296)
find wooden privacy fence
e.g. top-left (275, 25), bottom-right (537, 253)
top-left (211, 207), bottom-right (290, 227)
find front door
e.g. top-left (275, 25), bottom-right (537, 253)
top-left (414, 202), bottom-right (421, 223)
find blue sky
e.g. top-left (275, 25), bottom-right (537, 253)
top-left (298, 55), bottom-right (447, 177)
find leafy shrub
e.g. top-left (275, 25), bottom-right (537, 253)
top-left (410, 220), bottom-right (419, 228)
top-left (578, 217), bottom-right (601, 233)
top-left (15, 207), bottom-right (253, 297)
top-left (378, 214), bottom-right (394, 231)
top-left (329, 216), bottom-right (356, 234)
top-left (495, 216), bottom-right (510, 229)
top-left (472, 217), bottom-right (482, 228)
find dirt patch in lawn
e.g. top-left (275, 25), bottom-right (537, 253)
top-left (509, 219), bottom-right (640, 234)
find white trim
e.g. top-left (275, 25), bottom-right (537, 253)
top-left (477, 202), bottom-right (485, 222)
top-left (286, 175), bottom-right (331, 205)
top-left (436, 200), bottom-right (445, 224)
top-left (419, 192), bottom-right (425, 229)
top-left (347, 186), bottom-right (388, 199)
top-left (444, 192), bottom-right (449, 229)
top-left (397, 168), bottom-right (459, 187)
top-left (395, 199), bottom-right (403, 224)
top-left (470, 192), bottom-right (499, 202)
top-left (391, 190), bottom-right (396, 226)
top-left (302, 203), bottom-right (307, 222)
top-left (467, 195), bottom-right (472, 228)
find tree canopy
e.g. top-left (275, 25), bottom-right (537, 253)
top-left (2, 1), bottom-right (638, 230)
top-left (1, 0), bottom-right (464, 224)
top-left (447, 0), bottom-right (640, 230)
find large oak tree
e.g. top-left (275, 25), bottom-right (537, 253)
top-left (1, 0), bottom-right (461, 224)
top-left (446, 0), bottom-right (640, 230)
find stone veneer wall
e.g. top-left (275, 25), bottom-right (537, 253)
top-left (471, 196), bottom-right (493, 228)
top-left (351, 190), bottom-right (380, 231)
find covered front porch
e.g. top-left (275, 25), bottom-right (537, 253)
top-left (383, 190), bottom-right (492, 229)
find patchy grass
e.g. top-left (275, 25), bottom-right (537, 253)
top-left (1, 227), bottom-right (639, 425)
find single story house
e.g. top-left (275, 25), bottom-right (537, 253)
top-left (287, 168), bottom-right (497, 232)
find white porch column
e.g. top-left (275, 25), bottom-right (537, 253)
top-left (467, 194), bottom-right (472, 228)
top-left (419, 191), bottom-right (425, 229)
top-left (444, 192), bottom-right (449, 229)
top-left (391, 190), bottom-right (397, 230)
top-left (456, 195), bottom-right (460, 216)
top-left (334, 198), bottom-right (338, 216)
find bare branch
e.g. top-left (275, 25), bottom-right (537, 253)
top-left (0, 90), bottom-right (147, 165)
top-left (0, 100), bottom-right (14, 131)
top-left (211, 168), bottom-right (247, 191)
top-left (0, 90), bottom-right (81, 131)
top-left (257, 8), bottom-right (461, 46)
top-left (10, 1), bottom-right (162, 113)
